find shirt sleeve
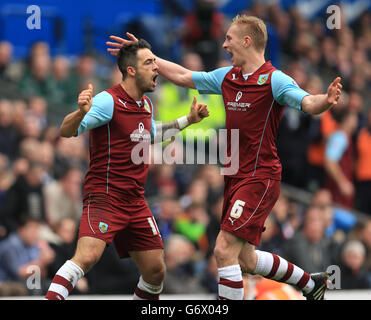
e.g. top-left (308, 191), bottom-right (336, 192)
top-left (192, 66), bottom-right (232, 95)
top-left (76, 91), bottom-right (114, 136)
top-left (271, 70), bottom-right (310, 110)
top-left (325, 131), bottom-right (348, 162)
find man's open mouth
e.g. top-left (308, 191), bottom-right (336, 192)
top-left (152, 74), bottom-right (158, 85)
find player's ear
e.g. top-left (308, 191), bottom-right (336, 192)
top-left (126, 66), bottom-right (136, 77)
top-left (243, 35), bottom-right (252, 48)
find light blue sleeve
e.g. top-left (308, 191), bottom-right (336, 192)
top-left (192, 66), bottom-right (233, 95)
top-left (271, 70), bottom-right (310, 111)
top-left (77, 91), bottom-right (114, 136)
top-left (325, 131), bottom-right (348, 161)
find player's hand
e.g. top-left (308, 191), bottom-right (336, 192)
top-left (187, 97), bottom-right (210, 124)
top-left (78, 84), bottom-right (93, 115)
top-left (327, 77), bottom-right (342, 107)
top-left (106, 33), bottom-right (138, 56)
top-left (339, 179), bottom-right (354, 198)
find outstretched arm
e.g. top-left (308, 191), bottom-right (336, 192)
top-left (301, 77), bottom-right (342, 115)
top-left (107, 33), bottom-right (195, 88)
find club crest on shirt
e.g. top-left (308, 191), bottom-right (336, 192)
top-left (144, 100), bottom-right (151, 113)
top-left (99, 222), bottom-right (108, 233)
top-left (257, 73), bottom-right (269, 85)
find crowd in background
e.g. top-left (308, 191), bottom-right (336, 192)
top-left (0, 0), bottom-right (371, 298)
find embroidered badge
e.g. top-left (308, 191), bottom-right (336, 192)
top-left (257, 73), bottom-right (269, 85)
top-left (99, 222), bottom-right (109, 233)
top-left (144, 100), bottom-right (151, 113)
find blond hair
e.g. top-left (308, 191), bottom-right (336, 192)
top-left (231, 15), bottom-right (267, 52)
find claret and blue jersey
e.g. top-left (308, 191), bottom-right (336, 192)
top-left (192, 61), bottom-right (310, 180)
top-left (75, 84), bottom-right (156, 199)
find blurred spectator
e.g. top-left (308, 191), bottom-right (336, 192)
top-left (0, 216), bottom-right (55, 295)
top-left (181, 0), bottom-right (225, 71)
top-left (37, 141), bottom-right (55, 183)
top-left (44, 166), bottom-right (83, 231)
top-left (153, 164), bottom-right (179, 197)
top-left (27, 96), bottom-right (48, 130)
top-left (199, 164), bottom-right (224, 208)
top-left (18, 42), bottom-right (58, 103)
top-left (162, 234), bottom-right (207, 294)
top-left (311, 188), bottom-right (356, 240)
top-left (276, 101), bottom-right (312, 189)
top-left (199, 254), bottom-right (218, 295)
top-left (0, 41), bottom-right (13, 82)
top-left (269, 194), bottom-right (301, 242)
top-left (52, 55), bottom-right (76, 106)
top-left (155, 196), bottom-right (183, 242)
top-left (258, 215), bottom-right (284, 255)
top-left (174, 202), bottom-right (210, 252)
top-left (180, 177), bottom-right (209, 209)
top-left (0, 99), bottom-right (20, 160)
top-left (347, 90), bottom-right (367, 136)
top-left (0, 154), bottom-right (13, 239)
top-left (305, 93), bottom-right (348, 191)
top-left (206, 195), bottom-right (223, 256)
top-left (1, 162), bottom-right (46, 235)
top-left (348, 219), bottom-right (371, 276)
top-left (355, 108), bottom-right (371, 214)
top-left (71, 54), bottom-right (103, 95)
top-left (324, 109), bottom-right (358, 208)
top-left (53, 136), bottom-right (88, 179)
top-left (47, 218), bottom-right (89, 295)
top-left (283, 206), bottom-right (339, 273)
top-left (339, 240), bottom-right (371, 289)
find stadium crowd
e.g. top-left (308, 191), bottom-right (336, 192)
top-left (0, 1), bottom-right (371, 298)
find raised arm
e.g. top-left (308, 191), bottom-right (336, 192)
top-left (301, 77), bottom-right (342, 115)
top-left (107, 34), bottom-right (195, 89)
top-left (60, 84), bottom-right (93, 137)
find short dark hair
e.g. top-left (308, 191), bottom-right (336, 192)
top-left (116, 39), bottom-right (151, 80)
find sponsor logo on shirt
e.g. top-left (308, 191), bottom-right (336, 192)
top-left (130, 122), bottom-right (151, 142)
top-left (226, 91), bottom-right (251, 109)
top-left (118, 98), bottom-right (128, 108)
top-left (235, 91), bottom-right (243, 102)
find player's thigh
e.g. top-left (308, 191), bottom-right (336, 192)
top-left (221, 178), bottom-right (280, 247)
top-left (71, 236), bottom-right (106, 272)
top-left (129, 249), bottom-right (166, 283)
top-left (214, 229), bottom-right (245, 266)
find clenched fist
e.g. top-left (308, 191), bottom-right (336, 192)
top-left (78, 84), bottom-right (94, 115)
top-left (187, 96), bottom-right (210, 124)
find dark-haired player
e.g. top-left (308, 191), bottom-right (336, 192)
top-left (45, 39), bottom-right (209, 300)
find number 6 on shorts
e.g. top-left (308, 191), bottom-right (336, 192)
top-left (230, 200), bottom-right (246, 219)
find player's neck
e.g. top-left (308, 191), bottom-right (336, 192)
top-left (120, 80), bottom-right (143, 101)
top-left (240, 52), bottom-right (266, 75)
